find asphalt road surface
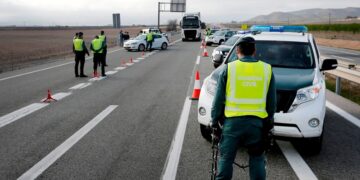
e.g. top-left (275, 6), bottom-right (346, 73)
top-left (0, 38), bottom-right (359, 180)
top-left (319, 45), bottom-right (360, 64)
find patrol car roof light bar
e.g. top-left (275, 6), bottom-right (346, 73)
top-left (249, 25), bottom-right (308, 33)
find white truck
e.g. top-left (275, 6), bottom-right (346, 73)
top-left (180, 12), bottom-right (202, 41)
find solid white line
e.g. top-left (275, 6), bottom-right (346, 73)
top-left (105, 71), bottom-right (118, 75)
top-left (0, 49), bottom-right (122, 82)
top-left (320, 47), bottom-right (359, 55)
top-left (0, 103), bottom-right (49, 129)
top-left (196, 56), bottom-right (201, 65)
top-left (18, 105), bottom-right (118, 180)
top-left (161, 98), bottom-right (192, 180)
top-left (331, 55), bottom-right (355, 62)
top-left (69, 83), bottom-right (92, 90)
top-left (277, 140), bottom-right (318, 180)
top-left (88, 76), bottom-right (106, 82)
top-left (326, 101), bottom-right (360, 128)
top-left (114, 67), bottom-right (126, 71)
top-left (41, 92), bottom-right (72, 102)
top-left (126, 63), bottom-right (134, 66)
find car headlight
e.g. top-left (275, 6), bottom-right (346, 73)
top-left (130, 42), bottom-right (137, 45)
top-left (206, 79), bottom-right (217, 96)
top-left (212, 50), bottom-right (222, 57)
top-left (288, 83), bottom-right (322, 112)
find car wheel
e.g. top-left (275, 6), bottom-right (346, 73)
top-left (206, 42), bottom-right (212, 46)
top-left (200, 124), bottom-right (212, 142)
top-left (302, 133), bottom-right (323, 155)
top-left (218, 40), bottom-right (224, 45)
top-left (138, 44), bottom-right (145, 52)
top-left (182, 38), bottom-right (186, 42)
top-left (161, 42), bottom-right (168, 50)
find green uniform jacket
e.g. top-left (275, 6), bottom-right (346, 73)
top-left (211, 56), bottom-right (277, 125)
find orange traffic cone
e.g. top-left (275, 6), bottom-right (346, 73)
top-left (142, 51), bottom-right (145, 57)
top-left (130, 57), bottom-right (133, 63)
top-left (121, 60), bottom-right (127, 67)
top-left (190, 71), bottom-right (201, 100)
top-left (202, 47), bottom-right (209, 57)
top-left (43, 89), bottom-right (57, 103)
top-left (93, 71), bottom-right (99, 78)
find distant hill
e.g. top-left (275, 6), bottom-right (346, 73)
top-left (247, 7), bottom-right (360, 24)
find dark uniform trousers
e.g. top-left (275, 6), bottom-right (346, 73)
top-left (146, 40), bottom-right (153, 51)
top-left (74, 51), bottom-right (86, 76)
top-left (93, 53), bottom-right (105, 76)
top-left (102, 46), bottom-right (107, 65)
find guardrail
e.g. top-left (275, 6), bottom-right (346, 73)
top-left (323, 58), bottom-right (360, 95)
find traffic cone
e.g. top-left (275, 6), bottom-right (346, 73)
top-left (42, 89), bottom-right (57, 103)
top-left (121, 60), bottom-right (127, 67)
top-left (202, 47), bottom-right (209, 57)
top-left (190, 71), bottom-right (201, 100)
top-left (142, 51), bottom-right (145, 57)
top-left (93, 71), bottom-right (99, 78)
top-left (130, 57), bottom-right (133, 63)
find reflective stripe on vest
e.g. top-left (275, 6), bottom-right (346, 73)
top-left (73, 39), bottom-right (84, 51)
top-left (92, 39), bottom-right (103, 53)
top-left (225, 60), bottom-right (272, 118)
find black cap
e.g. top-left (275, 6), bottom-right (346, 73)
top-left (78, 32), bottom-right (83, 36)
top-left (237, 37), bottom-right (255, 46)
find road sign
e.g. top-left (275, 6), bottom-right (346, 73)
top-left (170, 0), bottom-right (186, 12)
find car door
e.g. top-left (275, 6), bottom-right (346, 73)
top-left (152, 34), bottom-right (162, 48)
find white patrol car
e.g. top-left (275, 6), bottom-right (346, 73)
top-left (124, 34), bottom-right (169, 52)
top-left (205, 30), bottom-right (237, 46)
top-left (198, 25), bottom-right (338, 154)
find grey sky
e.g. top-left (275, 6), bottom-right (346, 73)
top-left (0, 0), bottom-right (359, 26)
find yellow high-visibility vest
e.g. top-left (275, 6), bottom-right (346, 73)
top-left (73, 39), bottom-right (84, 51)
top-left (225, 60), bottom-right (272, 118)
top-left (91, 39), bottom-right (103, 53)
top-left (99, 35), bottom-right (106, 43)
top-left (146, 33), bottom-right (153, 42)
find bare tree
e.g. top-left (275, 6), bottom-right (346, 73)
top-left (167, 19), bottom-right (178, 32)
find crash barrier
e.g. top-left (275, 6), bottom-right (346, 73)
top-left (324, 59), bottom-right (360, 104)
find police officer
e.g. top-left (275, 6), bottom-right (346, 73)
top-left (90, 35), bottom-right (106, 77)
top-left (72, 32), bottom-right (89, 77)
top-left (211, 37), bottom-right (276, 180)
top-left (206, 28), bottom-right (211, 36)
top-left (99, 30), bottom-right (108, 66)
top-left (146, 32), bottom-right (154, 51)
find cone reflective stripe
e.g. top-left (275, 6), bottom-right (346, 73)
top-left (42, 89), bottom-right (57, 103)
top-left (203, 48), bottom-right (209, 57)
top-left (190, 71), bottom-right (201, 100)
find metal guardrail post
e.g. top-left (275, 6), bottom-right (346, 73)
top-left (336, 76), bottom-right (341, 95)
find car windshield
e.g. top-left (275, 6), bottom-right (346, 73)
top-left (224, 36), bottom-right (240, 46)
top-left (134, 34), bottom-right (146, 40)
top-left (213, 31), bottom-right (226, 36)
top-left (211, 30), bottom-right (218, 34)
top-left (182, 17), bottom-right (199, 28)
top-left (227, 41), bottom-right (315, 69)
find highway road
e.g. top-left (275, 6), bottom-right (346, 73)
top-left (0, 37), bottom-right (360, 180)
top-left (319, 45), bottom-right (360, 64)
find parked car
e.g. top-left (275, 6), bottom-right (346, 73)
top-left (198, 25), bottom-right (338, 154)
top-left (124, 34), bottom-right (169, 51)
top-left (211, 34), bottom-right (243, 68)
top-left (205, 30), bottom-right (237, 46)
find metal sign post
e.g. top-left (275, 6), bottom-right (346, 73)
top-left (158, 0), bottom-right (186, 29)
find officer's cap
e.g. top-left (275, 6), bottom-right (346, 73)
top-left (237, 37), bottom-right (255, 45)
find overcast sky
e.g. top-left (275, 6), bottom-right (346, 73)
top-left (0, 0), bottom-right (359, 26)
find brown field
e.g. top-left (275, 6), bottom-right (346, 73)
top-left (311, 31), bottom-right (360, 51)
top-left (0, 27), bottom-right (142, 73)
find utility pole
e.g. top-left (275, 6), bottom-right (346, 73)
top-left (329, 12), bottom-right (331, 25)
top-left (158, 2), bottom-right (161, 29)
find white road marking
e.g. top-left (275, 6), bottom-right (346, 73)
top-left (138, 57), bottom-right (145, 60)
top-left (88, 76), bottom-right (106, 82)
top-left (0, 49), bottom-right (122, 82)
top-left (196, 56), bottom-right (201, 65)
top-left (105, 71), bottom-right (118, 75)
top-left (69, 83), bottom-right (92, 90)
top-left (41, 92), bottom-right (72, 102)
top-left (115, 67), bottom-right (126, 71)
top-left (161, 98), bottom-right (192, 180)
top-left (331, 55), bottom-right (355, 62)
top-left (169, 39), bottom-right (182, 45)
top-left (277, 140), bottom-right (318, 180)
top-left (0, 103), bottom-right (49, 129)
top-left (326, 101), bottom-right (360, 128)
top-left (320, 47), bottom-right (359, 55)
top-left (126, 63), bottom-right (134, 66)
top-left (133, 60), bottom-right (140, 63)
top-left (17, 105), bottom-right (118, 180)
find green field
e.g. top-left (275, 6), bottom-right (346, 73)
top-left (307, 23), bottom-right (360, 33)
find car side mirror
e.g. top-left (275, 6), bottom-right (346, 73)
top-left (320, 59), bottom-right (338, 71)
top-left (213, 54), bottom-right (224, 69)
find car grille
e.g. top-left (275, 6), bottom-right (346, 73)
top-left (276, 90), bottom-right (297, 113)
top-left (184, 30), bottom-right (197, 38)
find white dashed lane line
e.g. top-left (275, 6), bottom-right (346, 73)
top-left (0, 103), bottom-right (49, 129)
top-left (326, 101), bottom-right (360, 128)
top-left (41, 92), bottom-right (72, 102)
top-left (69, 83), bottom-right (92, 90)
top-left (18, 105), bottom-right (118, 180)
top-left (105, 71), bottom-right (118, 75)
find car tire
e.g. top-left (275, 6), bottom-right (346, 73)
top-left (302, 133), bottom-right (323, 155)
top-left (200, 124), bottom-right (212, 142)
top-left (161, 42), bottom-right (168, 50)
top-left (206, 42), bottom-right (212, 46)
top-left (218, 40), bottom-right (224, 45)
top-left (138, 44), bottom-right (145, 52)
top-left (182, 38), bottom-right (186, 42)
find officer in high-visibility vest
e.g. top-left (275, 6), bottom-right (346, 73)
top-left (72, 32), bottom-right (89, 77)
top-left (90, 35), bottom-right (106, 77)
top-left (211, 37), bottom-right (276, 180)
top-left (98, 30), bottom-right (108, 66)
top-left (146, 32), bottom-right (154, 51)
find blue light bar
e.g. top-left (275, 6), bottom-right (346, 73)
top-left (250, 25), bottom-right (308, 33)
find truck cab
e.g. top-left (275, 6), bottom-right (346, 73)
top-left (180, 13), bottom-right (202, 41)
